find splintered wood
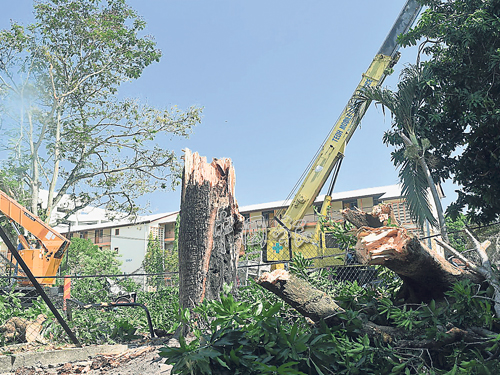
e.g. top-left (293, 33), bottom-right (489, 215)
top-left (341, 204), bottom-right (399, 229)
top-left (182, 149), bottom-right (237, 192)
top-left (178, 149), bottom-right (244, 312)
top-left (56, 346), bottom-right (157, 375)
top-left (355, 227), bottom-right (410, 265)
top-left (343, 204), bottom-right (483, 303)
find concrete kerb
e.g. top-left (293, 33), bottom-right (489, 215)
top-left (0, 344), bottom-right (128, 374)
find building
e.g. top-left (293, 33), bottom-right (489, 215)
top-left (237, 184), bottom-right (442, 267)
top-left (54, 212), bottom-right (178, 275)
top-left (2, 184), bottom-right (442, 278)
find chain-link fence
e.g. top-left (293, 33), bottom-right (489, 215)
top-left (0, 271), bottom-right (181, 346)
top-left (0, 214), bottom-right (381, 347)
top-left (444, 222), bottom-right (500, 267)
top-left (240, 213), bottom-right (379, 284)
top-left (0, 264), bottom-right (375, 347)
top-left (1, 221), bottom-right (498, 348)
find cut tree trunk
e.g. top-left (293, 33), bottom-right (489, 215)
top-left (341, 204), bottom-right (399, 229)
top-left (342, 205), bottom-right (483, 303)
top-left (257, 269), bottom-right (344, 324)
top-left (178, 149), bottom-right (244, 312)
top-left (257, 269), bottom-right (492, 349)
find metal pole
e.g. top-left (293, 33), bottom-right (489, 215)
top-left (0, 226), bottom-right (81, 347)
top-left (274, 216), bottom-right (293, 270)
top-left (65, 222), bottom-right (71, 271)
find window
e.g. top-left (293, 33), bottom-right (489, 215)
top-left (95, 229), bottom-right (104, 243)
top-left (390, 201), bottom-right (412, 225)
top-left (262, 210), bottom-right (274, 227)
top-left (150, 226), bottom-right (165, 240)
top-left (343, 200), bottom-right (357, 209)
top-left (149, 226), bottom-right (165, 250)
top-left (115, 228), bottom-right (120, 236)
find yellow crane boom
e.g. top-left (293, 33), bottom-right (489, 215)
top-left (265, 0), bottom-right (422, 265)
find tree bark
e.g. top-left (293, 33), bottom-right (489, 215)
top-left (342, 205), bottom-right (483, 303)
top-left (178, 149), bottom-right (244, 312)
top-left (341, 204), bottom-right (399, 229)
top-left (256, 269), bottom-right (494, 349)
top-left (257, 269), bottom-right (344, 324)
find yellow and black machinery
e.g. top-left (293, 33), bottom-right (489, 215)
top-left (0, 189), bottom-right (70, 285)
top-left (264, 0), bottom-right (422, 268)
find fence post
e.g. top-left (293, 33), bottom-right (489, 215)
top-left (63, 276), bottom-right (71, 311)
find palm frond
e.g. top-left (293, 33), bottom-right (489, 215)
top-left (360, 64), bottom-right (442, 230)
top-left (355, 86), bottom-right (396, 116)
top-left (397, 157), bottom-right (438, 228)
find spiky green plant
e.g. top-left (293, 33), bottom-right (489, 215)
top-left (356, 65), bottom-right (448, 240)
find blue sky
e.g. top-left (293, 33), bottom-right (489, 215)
top-left (1, 1), bottom-right (458, 214)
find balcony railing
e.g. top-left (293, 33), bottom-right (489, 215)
top-left (94, 235), bottom-right (111, 244)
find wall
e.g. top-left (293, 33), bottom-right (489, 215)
top-left (111, 224), bottom-right (149, 274)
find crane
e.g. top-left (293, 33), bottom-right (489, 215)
top-left (265, 0), bottom-right (422, 267)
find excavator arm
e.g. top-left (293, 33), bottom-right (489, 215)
top-left (0, 190), bottom-right (70, 285)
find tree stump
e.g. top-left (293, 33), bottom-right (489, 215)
top-left (178, 149), bottom-right (244, 313)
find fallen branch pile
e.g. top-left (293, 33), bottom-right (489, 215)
top-left (256, 204), bottom-right (500, 350)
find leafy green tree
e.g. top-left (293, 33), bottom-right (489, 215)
top-left (142, 232), bottom-right (165, 288)
top-left (446, 213), bottom-right (470, 253)
top-left (358, 65), bottom-right (447, 240)
top-left (165, 215), bottom-right (180, 274)
top-left (0, 0), bottom-right (201, 223)
top-left (143, 219), bottom-right (179, 288)
top-left (63, 238), bottom-right (121, 276)
top-left (398, 0), bottom-right (500, 224)
top-left (61, 237), bottom-right (124, 303)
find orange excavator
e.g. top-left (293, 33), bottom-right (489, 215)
top-left (0, 189), bottom-right (70, 285)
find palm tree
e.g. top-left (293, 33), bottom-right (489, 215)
top-left (357, 64), bottom-right (449, 242)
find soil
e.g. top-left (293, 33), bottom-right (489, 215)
top-left (4, 337), bottom-right (179, 375)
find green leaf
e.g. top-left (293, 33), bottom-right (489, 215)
top-left (215, 356), bottom-right (230, 369)
top-left (443, 363), bottom-right (458, 375)
top-left (362, 334), bottom-right (370, 347)
top-left (310, 334), bottom-right (327, 346)
top-left (311, 359), bottom-right (326, 375)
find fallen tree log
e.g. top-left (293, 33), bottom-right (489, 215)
top-left (356, 226), bottom-right (483, 302)
top-left (256, 269), bottom-right (493, 349)
top-left (251, 205), bottom-right (500, 371)
top-left (257, 269), bottom-right (344, 323)
top-left (342, 205), bottom-right (484, 303)
top-left (178, 149), bottom-right (244, 312)
top-left (0, 314), bottom-right (47, 343)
